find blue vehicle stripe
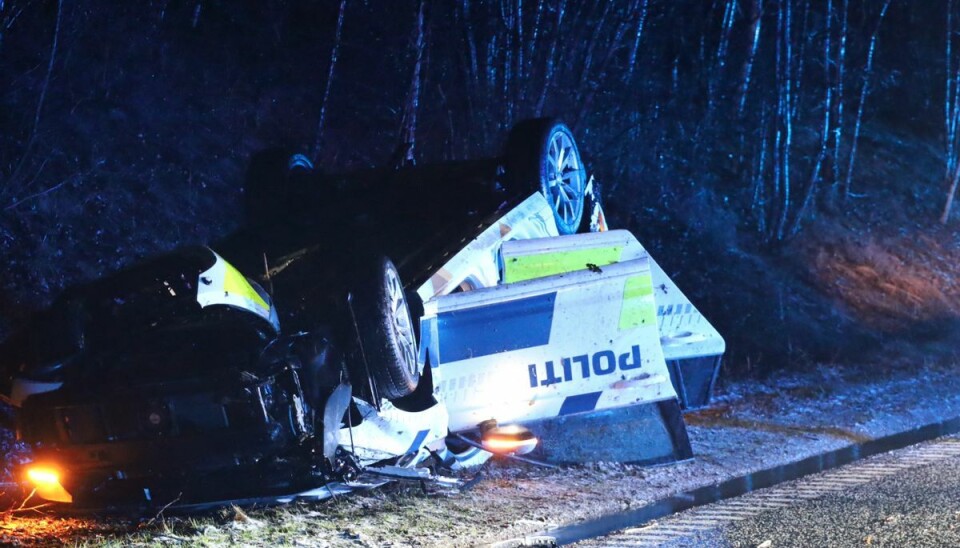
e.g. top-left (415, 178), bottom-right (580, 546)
top-left (454, 447), bottom-right (482, 462)
top-left (405, 429), bottom-right (431, 455)
top-left (420, 316), bottom-right (440, 368)
top-left (437, 293), bottom-right (556, 363)
top-left (558, 391), bottom-right (603, 416)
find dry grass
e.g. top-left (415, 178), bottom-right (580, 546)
top-left (805, 227), bottom-right (960, 332)
top-left (0, 461), bottom-right (641, 547)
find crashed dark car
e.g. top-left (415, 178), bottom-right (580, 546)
top-left (0, 119), bottom-right (724, 510)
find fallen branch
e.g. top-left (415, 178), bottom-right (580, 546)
top-left (141, 493), bottom-right (182, 529)
top-left (0, 488), bottom-right (51, 516)
top-left (6, 502), bottom-right (53, 515)
top-left (14, 488), bottom-right (36, 512)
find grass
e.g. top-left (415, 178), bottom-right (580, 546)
top-left (2, 480), bottom-right (506, 547)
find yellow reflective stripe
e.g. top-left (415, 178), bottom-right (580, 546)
top-left (619, 274), bottom-right (657, 329)
top-left (223, 260), bottom-right (269, 311)
top-left (503, 245), bottom-right (623, 283)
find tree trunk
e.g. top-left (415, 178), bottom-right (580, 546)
top-left (396, 0), bottom-right (427, 167)
top-left (842, 0), bottom-right (891, 200)
top-left (624, 0), bottom-right (649, 86)
top-left (535, 0), bottom-right (567, 116)
top-left (790, 0), bottom-right (832, 237)
top-left (737, 0), bottom-right (762, 118)
top-left (831, 0), bottom-right (848, 200)
top-left (312, 0), bottom-right (347, 160)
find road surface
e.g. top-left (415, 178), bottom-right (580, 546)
top-left (577, 436), bottom-right (960, 547)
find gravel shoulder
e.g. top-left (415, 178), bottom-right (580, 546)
top-left (4, 358), bottom-right (960, 546)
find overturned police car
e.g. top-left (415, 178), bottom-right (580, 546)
top-left (0, 119), bottom-right (724, 510)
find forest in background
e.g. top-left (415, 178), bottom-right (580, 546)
top-left (0, 0), bottom-right (958, 376)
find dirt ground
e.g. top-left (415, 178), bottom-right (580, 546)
top-left (3, 353), bottom-right (960, 547)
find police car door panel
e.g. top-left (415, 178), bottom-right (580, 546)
top-left (422, 258), bottom-right (678, 433)
top-left (501, 230), bottom-right (726, 363)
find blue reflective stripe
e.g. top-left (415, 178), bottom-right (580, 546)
top-left (405, 429), bottom-right (430, 455)
top-left (558, 391), bottom-right (602, 416)
top-left (454, 447), bottom-right (482, 462)
top-left (437, 293), bottom-right (556, 363)
top-left (421, 316), bottom-right (440, 368)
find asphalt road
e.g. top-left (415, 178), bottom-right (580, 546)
top-left (578, 437), bottom-right (960, 547)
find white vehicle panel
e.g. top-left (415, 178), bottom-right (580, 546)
top-left (501, 230), bottom-right (726, 361)
top-left (339, 399), bottom-right (449, 466)
top-left (196, 250), bottom-right (280, 330)
top-left (421, 258), bottom-right (676, 433)
top-left (415, 193), bottom-right (557, 301)
top-left (649, 258), bottom-right (726, 361)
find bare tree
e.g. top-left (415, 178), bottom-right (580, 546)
top-left (831, 0), bottom-right (849, 198)
top-left (396, 0), bottom-right (427, 166)
top-left (747, 0), bottom-right (891, 240)
top-left (708, 0), bottom-right (737, 115)
top-left (790, 0), bottom-right (833, 236)
top-left (752, 107), bottom-right (771, 236)
top-left (623, 0), bottom-right (649, 86)
top-left (312, 0), bottom-right (348, 160)
top-left (572, 1), bottom-right (637, 128)
top-left (772, 0), bottom-right (795, 241)
top-left (7, 0), bottom-right (62, 190)
top-left (534, 0), bottom-right (567, 116)
top-left (1, 0), bottom-right (31, 54)
top-left (737, 0), bottom-right (763, 118)
top-left (841, 0), bottom-right (890, 200)
top-left (943, 0), bottom-right (960, 223)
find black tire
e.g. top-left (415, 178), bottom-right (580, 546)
top-left (504, 118), bottom-right (587, 235)
top-left (351, 257), bottom-right (419, 400)
top-left (580, 178), bottom-right (607, 233)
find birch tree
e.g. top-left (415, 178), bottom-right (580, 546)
top-left (396, 0), bottom-right (427, 166)
top-left (737, 0), bottom-right (763, 118)
top-left (841, 0), bottom-right (890, 200)
top-left (312, 0), bottom-right (347, 160)
top-left (943, 0), bottom-right (960, 223)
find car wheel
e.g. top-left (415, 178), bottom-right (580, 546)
top-left (352, 256), bottom-right (419, 401)
top-left (505, 118), bottom-right (587, 235)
